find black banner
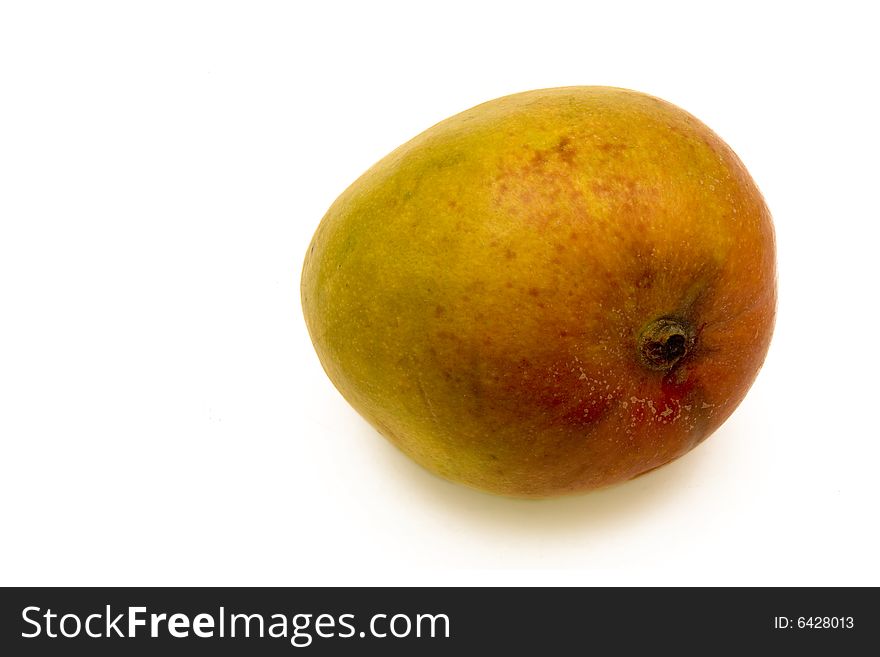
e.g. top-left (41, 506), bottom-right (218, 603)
top-left (0, 587), bottom-right (874, 654)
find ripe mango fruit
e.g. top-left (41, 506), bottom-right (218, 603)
top-left (302, 87), bottom-right (776, 498)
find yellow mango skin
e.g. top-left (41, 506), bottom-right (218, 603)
top-left (302, 87), bottom-right (776, 498)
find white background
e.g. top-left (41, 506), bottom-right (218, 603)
top-left (2, 1), bottom-right (878, 586)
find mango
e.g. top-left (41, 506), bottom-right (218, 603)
top-left (302, 87), bottom-right (776, 498)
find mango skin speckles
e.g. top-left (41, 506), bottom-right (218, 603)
top-left (302, 87), bottom-right (776, 498)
